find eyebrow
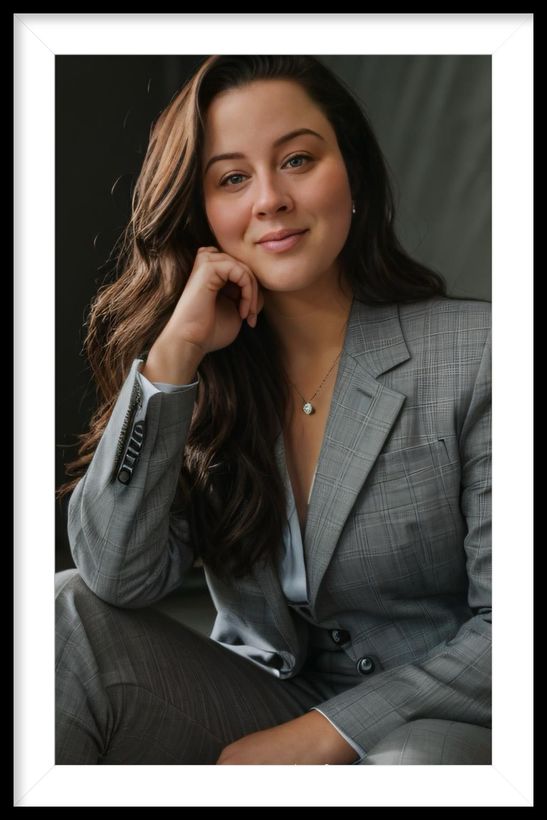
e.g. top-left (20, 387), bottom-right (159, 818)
top-left (203, 128), bottom-right (326, 176)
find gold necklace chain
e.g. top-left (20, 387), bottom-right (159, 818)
top-left (288, 317), bottom-right (349, 415)
top-left (289, 352), bottom-right (343, 415)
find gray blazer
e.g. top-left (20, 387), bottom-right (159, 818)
top-left (67, 294), bottom-right (491, 753)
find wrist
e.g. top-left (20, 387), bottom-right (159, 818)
top-left (295, 710), bottom-right (359, 765)
top-left (141, 332), bottom-right (204, 385)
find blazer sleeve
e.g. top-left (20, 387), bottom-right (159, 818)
top-left (66, 357), bottom-right (200, 609)
top-left (308, 326), bottom-right (492, 755)
top-left (311, 708), bottom-right (367, 763)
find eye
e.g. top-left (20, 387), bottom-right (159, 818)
top-left (284, 154), bottom-right (310, 169)
top-left (219, 154), bottom-right (311, 187)
top-left (220, 172), bottom-right (246, 187)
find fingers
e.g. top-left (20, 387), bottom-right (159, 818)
top-left (234, 266), bottom-right (253, 321)
top-left (196, 246), bottom-right (261, 326)
top-left (256, 284), bottom-right (265, 315)
top-left (247, 274), bottom-right (257, 327)
top-left (250, 280), bottom-right (265, 327)
top-left (246, 266), bottom-right (261, 327)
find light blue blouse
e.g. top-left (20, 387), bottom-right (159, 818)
top-left (132, 370), bottom-right (366, 763)
top-left (277, 460), bottom-right (317, 605)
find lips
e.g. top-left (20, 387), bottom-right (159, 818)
top-left (257, 230), bottom-right (308, 253)
top-left (257, 228), bottom-right (307, 244)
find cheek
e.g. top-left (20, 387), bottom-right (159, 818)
top-left (205, 199), bottom-right (242, 243)
top-left (313, 164), bottom-right (351, 214)
top-left (311, 168), bottom-right (352, 244)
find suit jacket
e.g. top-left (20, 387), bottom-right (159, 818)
top-left (67, 294), bottom-right (492, 754)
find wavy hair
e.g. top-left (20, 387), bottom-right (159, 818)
top-left (58, 55), bottom-right (478, 583)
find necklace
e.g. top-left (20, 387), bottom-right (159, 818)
top-left (289, 351), bottom-right (343, 414)
top-left (288, 315), bottom-right (349, 415)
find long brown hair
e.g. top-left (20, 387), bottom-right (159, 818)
top-left (58, 55), bottom-right (475, 583)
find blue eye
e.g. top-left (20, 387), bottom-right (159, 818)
top-left (219, 154), bottom-right (311, 187)
top-left (221, 173), bottom-right (246, 187)
top-left (285, 154), bottom-right (308, 168)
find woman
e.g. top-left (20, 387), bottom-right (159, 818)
top-left (55, 55), bottom-right (491, 765)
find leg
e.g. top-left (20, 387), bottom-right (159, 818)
top-left (55, 569), bottom-right (319, 764)
top-left (359, 718), bottom-right (492, 765)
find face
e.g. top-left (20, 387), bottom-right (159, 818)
top-left (201, 79), bottom-right (354, 295)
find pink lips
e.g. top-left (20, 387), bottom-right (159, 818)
top-left (258, 230), bottom-right (308, 253)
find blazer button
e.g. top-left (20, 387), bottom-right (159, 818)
top-left (117, 420), bottom-right (146, 485)
top-left (356, 656), bottom-right (375, 675)
top-left (330, 628), bottom-right (350, 645)
top-left (117, 467), bottom-right (132, 485)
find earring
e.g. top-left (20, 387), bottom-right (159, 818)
top-left (352, 200), bottom-right (356, 215)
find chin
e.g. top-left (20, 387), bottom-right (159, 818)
top-left (255, 266), bottom-right (312, 288)
top-left (256, 257), bottom-right (323, 282)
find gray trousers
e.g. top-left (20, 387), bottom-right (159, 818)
top-left (55, 569), bottom-right (491, 765)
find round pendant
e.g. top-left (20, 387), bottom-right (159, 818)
top-left (303, 402), bottom-right (314, 415)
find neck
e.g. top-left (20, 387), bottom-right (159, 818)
top-left (262, 277), bottom-right (353, 373)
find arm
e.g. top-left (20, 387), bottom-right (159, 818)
top-left (311, 708), bottom-right (367, 764)
top-left (306, 326), bottom-right (492, 754)
top-left (67, 357), bottom-right (201, 609)
top-left (216, 709), bottom-right (363, 765)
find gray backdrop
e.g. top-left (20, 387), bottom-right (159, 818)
top-left (320, 56), bottom-right (491, 300)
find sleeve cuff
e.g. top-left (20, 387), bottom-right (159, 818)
top-left (310, 707), bottom-right (367, 764)
top-left (129, 370), bottom-right (199, 448)
top-left (137, 370), bottom-right (199, 393)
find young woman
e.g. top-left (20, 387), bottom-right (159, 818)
top-left (55, 55), bottom-right (491, 765)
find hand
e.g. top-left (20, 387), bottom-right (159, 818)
top-left (215, 711), bottom-right (359, 765)
top-left (163, 246), bottom-right (265, 357)
top-left (141, 246), bottom-right (265, 383)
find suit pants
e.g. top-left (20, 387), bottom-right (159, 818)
top-left (55, 569), bottom-right (491, 765)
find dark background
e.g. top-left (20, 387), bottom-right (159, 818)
top-left (55, 55), bottom-right (491, 571)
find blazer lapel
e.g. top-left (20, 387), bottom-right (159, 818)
top-left (304, 298), bottom-right (410, 606)
top-left (254, 297), bottom-right (411, 638)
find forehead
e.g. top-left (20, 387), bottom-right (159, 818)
top-left (202, 79), bottom-right (334, 154)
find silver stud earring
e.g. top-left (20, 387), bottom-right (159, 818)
top-left (352, 200), bottom-right (356, 215)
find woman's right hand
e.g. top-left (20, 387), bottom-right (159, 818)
top-left (164, 246), bottom-right (265, 356)
top-left (141, 247), bottom-right (265, 385)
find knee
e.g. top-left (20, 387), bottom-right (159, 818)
top-left (55, 568), bottom-right (136, 683)
top-left (55, 568), bottom-right (116, 651)
top-left (55, 569), bottom-right (97, 655)
top-left (361, 719), bottom-right (492, 765)
top-left (55, 568), bottom-right (112, 611)
top-left (55, 567), bottom-right (82, 598)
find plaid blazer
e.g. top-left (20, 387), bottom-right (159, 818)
top-left (67, 294), bottom-right (491, 753)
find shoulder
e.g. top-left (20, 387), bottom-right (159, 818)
top-left (348, 295), bottom-right (490, 377)
top-left (397, 295), bottom-right (491, 351)
top-left (398, 295), bottom-right (490, 328)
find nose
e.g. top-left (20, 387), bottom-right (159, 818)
top-left (252, 174), bottom-right (294, 218)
